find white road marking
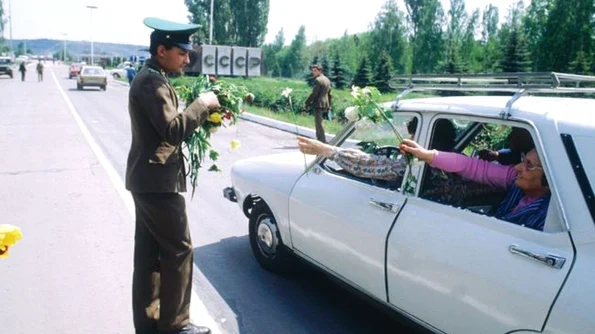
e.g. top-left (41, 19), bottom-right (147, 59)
top-left (51, 69), bottom-right (222, 334)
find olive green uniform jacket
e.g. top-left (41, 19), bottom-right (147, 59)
top-left (126, 58), bottom-right (210, 193)
top-left (305, 74), bottom-right (332, 109)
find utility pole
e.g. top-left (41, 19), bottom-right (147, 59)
top-left (209, 0), bottom-right (214, 44)
top-left (86, 5), bottom-right (98, 64)
top-left (62, 33), bottom-right (67, 62)
top-left (8, 0), bottom-right (13, 55)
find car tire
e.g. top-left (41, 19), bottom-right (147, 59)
top-left (101, 85), bottom-right (107, 91)
top-left (113, 73), bottom-right (120, 79)
top-left (249, 201), bottom-right (293, 274)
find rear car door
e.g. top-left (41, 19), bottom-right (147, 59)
top-left (386, 116), bottom-right (574, 333)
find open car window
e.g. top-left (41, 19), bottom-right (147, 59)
top-left (322, 114), bottom-right (419, 192)
top-left (418, 117), bottom-right (561, 232)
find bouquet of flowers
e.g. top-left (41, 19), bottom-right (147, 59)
top-left (347, 85), bottom-right (417, 194)
top-left (176, 75), bottom-right (253, 196)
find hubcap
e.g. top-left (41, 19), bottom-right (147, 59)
top-left (256, 217), bottom-right (278, 257)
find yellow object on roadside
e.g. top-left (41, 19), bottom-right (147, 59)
top-left (230, 139), bottom-right (241, 150)
top-left (0, 224), bottom-right (23, 259)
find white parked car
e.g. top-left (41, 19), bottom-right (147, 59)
top-left (225, 72), bottom-right (595, 334)
top-left (109, 61), bottom-right (133, 79)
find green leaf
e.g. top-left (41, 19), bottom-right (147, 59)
top-left (208, 164), bottom-right (221, 172)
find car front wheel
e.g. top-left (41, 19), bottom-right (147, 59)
top-left (249, 201), bottom-right (292, 274)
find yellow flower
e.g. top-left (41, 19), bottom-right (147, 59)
top-left (230, 139), bottom-right (241, 150)
top-left (0, 224), bottom-right (23, 259)
top-left (207, 112), bottom-right (223, 124)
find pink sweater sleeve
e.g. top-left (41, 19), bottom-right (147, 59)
top-left (430, 151), bottom-right (517, 189)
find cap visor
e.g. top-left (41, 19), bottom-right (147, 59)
top-left (174, 43), bottom-right (193, 51)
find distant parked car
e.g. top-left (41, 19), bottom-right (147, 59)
top-left (76, 66), bottom-right (107, 91)
top-left (69, 63), bottom-right (83, 79)
top-left (109, 61), bottom-right (132, 79)
top-left (0, 57), bottom-right (14, 78)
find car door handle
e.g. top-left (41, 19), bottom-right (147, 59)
top-left (509, 245), bottom-right (566, 269)
top-left (369, 199), bottom-right (401, 213)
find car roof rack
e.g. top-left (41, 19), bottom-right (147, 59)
top-left (390, 72), bottom-right (595, 119)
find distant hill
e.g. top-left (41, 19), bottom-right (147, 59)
top-left (11, 39), bottom-right (148, 58)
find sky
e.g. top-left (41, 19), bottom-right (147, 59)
top-left (4, 0), bottom-right (528, 48)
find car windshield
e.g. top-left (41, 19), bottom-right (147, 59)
top-left (83, 68), bottom-right (104, 75)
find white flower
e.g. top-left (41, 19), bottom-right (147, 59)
top-left (281, 88), bottom-right (293, 98)
top-left (344, 106), bottom-right (360, 122)
top-left (362, 87), bottom-right (371, 95)
top-left (355, 117), bottom-right (375, 131)
top-left (350, 85), bottom-right (360, 98)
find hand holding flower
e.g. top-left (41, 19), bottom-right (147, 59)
top-left (399, 139), bottom-right (436, 164)
top-left (297, 136), bottom-right (334, 157)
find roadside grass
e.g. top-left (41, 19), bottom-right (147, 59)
top-left (244, 105), bottom-right (347, 134)
top-left (170, 75), bottom-right (435, 133)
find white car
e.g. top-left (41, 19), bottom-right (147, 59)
top-left (225, 72), bottom-right (595, 334)
top-left (109, 61), bottom-right (132, 79)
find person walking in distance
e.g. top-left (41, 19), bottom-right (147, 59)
top-left (36, 60), bottom-right (44, 82)
top-left (18, 62), bottom-right (26, 81)
top-left (125, 17), bottom-right (220, 334)
top-left (126, 64), bottom-right (137, 85)
top-left (304, 64), bottom-right (332, 143)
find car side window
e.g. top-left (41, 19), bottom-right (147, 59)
top-left (419, 117), bottom-right (558, 232)
top-left (322, 114), bottom-right (419, 192)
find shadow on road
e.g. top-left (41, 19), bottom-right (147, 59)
top-left (193, 236), bottom-right (425, 334)
top-left (66, 88), bottom-right (106, 92)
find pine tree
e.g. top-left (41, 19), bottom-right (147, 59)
top-left (352, 56), bottom-right (373, 87)
top-left (331, 52), bottom-right (349, 89)
top-left (321, 56), bottom-right (331, 78)
top-left (500, 27), bottom-right (532, 73)
top-left (374, 52), bottom-right (394, 93)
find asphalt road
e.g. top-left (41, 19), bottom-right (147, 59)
top-left (1, 63), bottom-right (425, 334)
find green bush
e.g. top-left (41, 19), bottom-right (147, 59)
top-left (170, 75), bottom-right (426, 123)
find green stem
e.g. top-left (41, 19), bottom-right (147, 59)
top-left (371, 100), bottom-right (412, 165)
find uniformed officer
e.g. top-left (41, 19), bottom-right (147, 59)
top-left (125, 17), bottom-right (220, 334)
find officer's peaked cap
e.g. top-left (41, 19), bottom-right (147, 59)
top-left (144, 17), bottom-right (200, 51)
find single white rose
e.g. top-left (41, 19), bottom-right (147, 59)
top-left (281, 88), bottom-right (293, 98)
top-left (344, 106), bottom-right (360, 122)
top-left (350, 85), bottom-right (360, 98)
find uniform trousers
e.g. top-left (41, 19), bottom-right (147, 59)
top-left (131, 192), bottom-right (193, 333)
top-left (314, 108), bottom-right (327, 143)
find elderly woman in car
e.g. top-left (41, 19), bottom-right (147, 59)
top-left (400, 138), bottom-right (550, 231)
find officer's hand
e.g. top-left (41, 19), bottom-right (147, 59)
top-left (197, 91), bottom-right (220, 110)
top-left (478, 149), bottom-right (498, 161)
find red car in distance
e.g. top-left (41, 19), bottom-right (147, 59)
top-left (68, 62), bottom-right (84, 79)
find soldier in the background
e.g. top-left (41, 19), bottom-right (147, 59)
top-left (36, 60), bottom-right (44, 82)
top-left (18, 62), bottom-right (26, 81)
